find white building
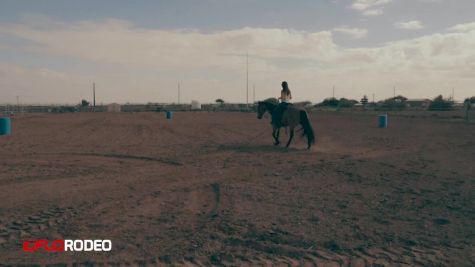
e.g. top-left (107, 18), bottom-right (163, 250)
top-left (107, 103), bottom-right (121, 112)
top-left (191, 100), bottom-right (201, 110)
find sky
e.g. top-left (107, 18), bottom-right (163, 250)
top-left (0, 0), bottom-right (474, 104)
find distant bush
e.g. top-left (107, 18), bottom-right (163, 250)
top-left (316, 97), bottom-right (358, 108)
top-left (81, 99), bottom-right (90, 107)
top-left (317, 97), bottom-right (339, 107)
top-left (429, 95), bottom-right (453, 111)
top-left (52, 106), bottom-right (77, 113)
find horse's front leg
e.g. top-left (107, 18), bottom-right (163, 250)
top-left (286, 127), bottom-right (295, 148)
top-left (274, 127), bottom-right (280, 145)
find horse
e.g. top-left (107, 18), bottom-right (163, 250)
top-left (257, 101), bottom-right (315, 149)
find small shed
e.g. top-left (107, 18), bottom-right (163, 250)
top-left (107, 103), bottom-right (121, 112)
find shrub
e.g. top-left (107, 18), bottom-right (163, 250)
top-left (429, 95), bottom-right (453, 111)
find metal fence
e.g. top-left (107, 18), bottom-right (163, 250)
top-left (1, 103), bottom-right (474, 123)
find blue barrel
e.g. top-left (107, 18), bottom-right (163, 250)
top-left (378, 114), bottom-right (388, 128)
top-left (166, 111), bottom-right (173, 120)
top-left (0, 117), bottom-right (12, 135)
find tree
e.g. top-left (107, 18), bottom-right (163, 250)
top-left (338, 98), bottom-right (358, 108)
top-left (361, 95), bottom-right (368, 106)
top-left (81, 99), bottom-right (90, 107)
top-left (429, 95), bottom-right (453, 111)
top-left (464, 96), bottom-right (475, 107)
top-left (380, 95), bottom-right (408, 110)
top-left (316, 97), bottom-right (358, 108)
top-left (215, 99), bottom-right (225, 105)
top-left (317, 97), bottom-right (339, 107)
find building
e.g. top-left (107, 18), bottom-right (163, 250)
top-left (107, 103), bottom-right (121, 112)
top-left (191, 100), bottom-right (201, 110)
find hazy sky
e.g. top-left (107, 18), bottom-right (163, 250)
top-left (1, 0), bottom-right (474, 104)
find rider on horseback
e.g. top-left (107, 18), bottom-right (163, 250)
top-left (272, 81), bottom-right (292, 127)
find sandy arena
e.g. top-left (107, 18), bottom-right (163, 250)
top-left (0, 111), bottom-right (473, 266)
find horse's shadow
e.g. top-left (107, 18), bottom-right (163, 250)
top-left (217, 143), bottom-right (300, 153)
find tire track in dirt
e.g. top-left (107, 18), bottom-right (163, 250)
top-left (0, 206), bottom-right (82, 247)
top-left (70, 153), bottom-right (183, 166)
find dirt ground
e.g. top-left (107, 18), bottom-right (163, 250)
top-left (0, 111), bottom-right (473, 266)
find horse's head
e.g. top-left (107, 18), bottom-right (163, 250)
top-left (257, 101), bottom-right (267, 119)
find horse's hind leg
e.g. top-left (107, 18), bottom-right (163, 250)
top-left (274, 128), bottom-right (280, 145)
top-left (286, 127), bottom-right (294, 148)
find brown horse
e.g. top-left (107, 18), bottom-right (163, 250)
top-left (257, 101), bottom-right (315, 149)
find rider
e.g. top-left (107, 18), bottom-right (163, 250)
top-left (272, 81), bottom-right (292, 126)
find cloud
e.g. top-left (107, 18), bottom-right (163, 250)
top-left (394, 20), bottom-right (425, 30)
top-left (448, 22), bottom-right (475, 33)
top-left (333, 27), bottom-right (368, 39)
top-left (1, 18), bottom-right (475, 103)
top-left (350, 0), bottom-right (392, 16)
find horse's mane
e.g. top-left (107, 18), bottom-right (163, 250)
top-left (263, 97), bottom-right (278, 105)
top-left (260, 100), bottom-right (277, 110)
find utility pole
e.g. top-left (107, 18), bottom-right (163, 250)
top-left (393, 86), bottom-right (396, 98)
top-left (332, 86), bottom-right (335, 98)
top-left (372, 93), bottom-right (375, 103)
top-left (16, 96), bottom-right (19, 113)
top-left (246, 52), bottom-right (249, 109)
top-left (253, 83), bottom-right (256, 104)
top-left (452, 87), bottom-right (455, 101)
top-left (178, 82), bottom-right (181, 104)
top-left (93, 83), bottom-right (96, 107)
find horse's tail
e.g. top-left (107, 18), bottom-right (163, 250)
top-left (300, 110), bottom-right (315, 149)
